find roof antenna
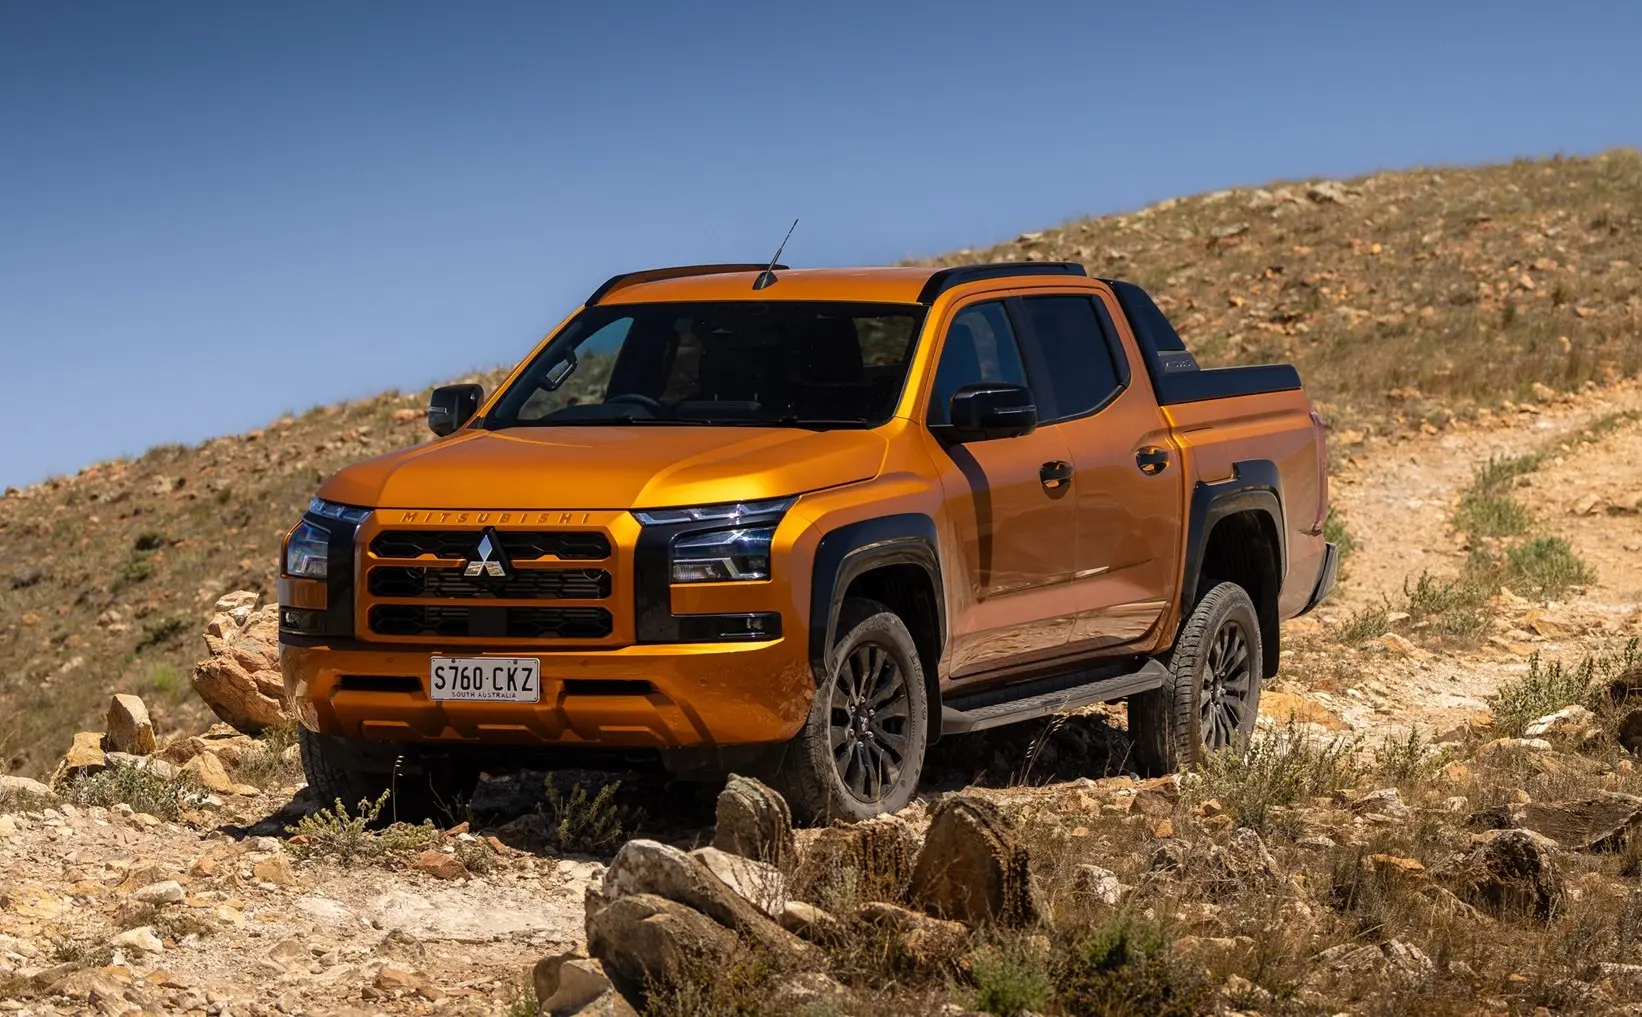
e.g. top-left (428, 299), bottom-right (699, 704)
top-left (753, 218), bottom-right (797, 290)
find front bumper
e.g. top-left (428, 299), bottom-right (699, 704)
top-left (280, 637), bottom-right (812, 750)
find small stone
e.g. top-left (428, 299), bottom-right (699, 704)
top-left (252, 854), bottom-right (295, 886)
top-left (373, 964), bottom-right (425, 993)
top-left (180, 752), bottom-right (235, 793)
top-left (132, 880), bottom-right (185, 905)
top-left (1351, 788), bottom-right (1410, 819)
top-left (413, 850), bottom-right (467, 880)
top-left (111, 926), bottom-right (164, 954)
top-left (1364, 854), bottom-right (1426, 879)
top-left (1073, 864), bottom-right (1127, 905)
top-left (1524, 705), bottom-right (1596, 738)
top-left (1478, 737), bottom-right (1555, 760)
top-left (1152, 818), bottom-right (1175, 838)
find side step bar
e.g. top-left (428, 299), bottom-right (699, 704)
top-left (940, 659), bottom-right (1170, 736)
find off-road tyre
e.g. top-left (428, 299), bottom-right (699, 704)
top-left (297, 728), bottom-right (468, 824)
top-left (1129, 581), bottom-right (1264, 776)
top-left (767, 597), bottom-right (929, 824)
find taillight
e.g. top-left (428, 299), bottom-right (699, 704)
top-left (1309, 407), bottom-right (1329, 534)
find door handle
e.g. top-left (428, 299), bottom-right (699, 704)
top-left (1135, 447), bottom-right (1170, 475)
top-left (1039, 460), bottom-right (1074, 490)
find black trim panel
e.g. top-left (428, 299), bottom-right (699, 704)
top-left (586, 263), bottom-right (789, 306)
top-left (1179, 460), bottom-right (1287, 613)
top-left (1298, 542), bottom-right (1340, 616)
top-left (633, 508), bottom-right (792, 644)
top-left (1104, 278), bottom-right (1302, 405)
top-left (281, 511), bottom-right (359, 641)
top-left (808, 514), bottom-right (945, 681)
top-left (941, 659), bottom-right (1167, 735)
top-left (917, 261), bottom-right (1086, 304)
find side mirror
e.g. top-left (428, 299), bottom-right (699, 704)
top-left (428, 384), bottom-right (484, 437)
top-left (949, 383), bottom-right (1037, 441)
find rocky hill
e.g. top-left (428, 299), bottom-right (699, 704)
top-left (3, 149), bottom-right (1640, 777)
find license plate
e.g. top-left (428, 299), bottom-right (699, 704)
top-left (429, 657), bottom-right (541, 703)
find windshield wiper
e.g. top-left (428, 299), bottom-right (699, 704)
top-left (772, 416), bottom-right (872, 429)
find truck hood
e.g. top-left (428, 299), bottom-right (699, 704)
top-left (317, 425), bottom-right (888, 510)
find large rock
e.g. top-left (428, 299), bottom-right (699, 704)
top-left (1618, 709), bottom-right (1642, 756)
top-left (585, 893), bottom-right (738, 1000)
top-left (1447, 828), bottom-right (1563, 919)
top-left (859, 901), bottom-right (970, 975)
top-left (0, 774), bottom-right (55, 804)
top-left (600, 839), bottom-right (821, 968)
top-left (713, 773), bottom-right (795, 869)
top-left (1469, 791), bottom-right (1642, 852)
top-left (155, 724), bottom-right (260, 767)
top-left (180, 751), bottom-right (236, 793)
top-left (55, 731), bottom-right (108, 782)
top-left (689, 846), bottom-right (786, 917)
top-left (907, 795), bottom-right (1037, 927)
top-left (105, 694), bottom-right (157, 755)
top-left (777, 900), bottom-right (844, 944)
top-left (791, 812), bottom-right (918, 904)
top-left (191, 596), bottom-right (286, 733)
top-left (534, 951), bottom-right (617, 1015)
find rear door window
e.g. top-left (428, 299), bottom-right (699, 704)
top-left (1018, 295), bottom-right (1125, 421)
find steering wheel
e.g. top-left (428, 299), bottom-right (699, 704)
top-left (604, 393), bottom-right (665, 416)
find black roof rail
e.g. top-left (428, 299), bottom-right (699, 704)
top-left (585, 263), bottom-right (789, 306)
top-left (916, 261), bottom-right (1087, 304)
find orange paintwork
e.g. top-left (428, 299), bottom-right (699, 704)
top-left (282, 267), bottom-right (1328, 750)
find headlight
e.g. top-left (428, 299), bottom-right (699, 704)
top-left (669, 527), bottom-right (776, 583)
top-left (285, 520), bottom-right (331, 579)
top-left (632, 497), bottom-right (794, 584)
top-left (308, 497), bottom-right (372, 524)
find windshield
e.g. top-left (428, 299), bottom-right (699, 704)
top-left (482, 301), bottom-right (926, 429)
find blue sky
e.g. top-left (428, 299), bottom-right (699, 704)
top-left (3, 1), bottom-right (1639, 488)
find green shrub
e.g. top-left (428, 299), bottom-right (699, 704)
top-left (59, 762), bottom-right (205, 820)
top-left (1336, 601), bottom-right (1392, 645)
top-left (971, 939), bottom-right (1053, 1017)
top-left (1502, 536), bottom-right (1592, 599)
top-left (545, 780), bottom-right (630, 855)
top-left (286, 791), bottom-right (440, 863)
top-left (1454, 491), bottom-right (1532, 538)
top-left (1190, 720), bottom-right (1361, 833)
top-left (1489, 640), bottom-right (1641, 736)
top-left (1053, 917), bottom-right (1206, 1017)
top-left (1374, 726), bottom-right (1448, 783)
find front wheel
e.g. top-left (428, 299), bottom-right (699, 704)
top-left (1129, 581), bottom-right (1263, 776)
top-left (767, 597), bottom-right (929, 824)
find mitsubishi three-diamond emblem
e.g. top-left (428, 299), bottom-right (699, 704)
top-left (463, 530), bottom-right (510, 578)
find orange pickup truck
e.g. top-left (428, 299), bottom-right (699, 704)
top-left (279, 261), bottom-right (1336, 822)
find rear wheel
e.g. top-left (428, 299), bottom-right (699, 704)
top-left (768, 597), bottom-right (928, 824)
top-left (1129, 581), bottom-right (1263, 775)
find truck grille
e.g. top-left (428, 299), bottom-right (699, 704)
top-left (368, 530), bottom-right (611, 561)
top-left (362, 522), bottom-right (621, 644)
top-left (368, 566), bottom-right (611, 601)
top-left (369, 605), bottom-right (614, 640)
